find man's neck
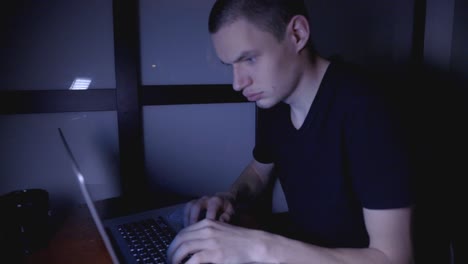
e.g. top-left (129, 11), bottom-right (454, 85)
top-left (288, 56), bottom-right (330, 130)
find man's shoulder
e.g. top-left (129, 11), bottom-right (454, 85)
top-left (329, 59), bottom-right (380, 93)
top-left (327, 58), bottom-right (388, 106)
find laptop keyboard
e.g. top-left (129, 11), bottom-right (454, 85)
top-left (118, 217), bottom-right (176, 264)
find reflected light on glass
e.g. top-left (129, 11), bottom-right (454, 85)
top-left (69, 78), bottom-right (92, 90)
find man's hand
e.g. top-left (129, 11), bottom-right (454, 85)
top-left (167, 219), bottom-right (271, 264)
top-left (184, 192), bottom-right (236, 226)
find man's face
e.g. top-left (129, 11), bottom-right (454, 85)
top-left (211, 19), bottom-right (301, 109)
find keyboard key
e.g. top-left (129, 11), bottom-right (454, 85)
top-left (118, 217), bottom-right (176, 263)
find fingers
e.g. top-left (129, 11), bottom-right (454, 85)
top-left (168, 239), bottom-right (200, 264)
top-left (183, 200), bottom-right (199, 227)
top-left (184, 195), bottom-right (236, 226)
top-left (219, 212), bottom-right (232, 223)
top-left (188, 201), bottom-right (203, 226)
top-left (167, 220), bottom-right (216, 263)
top-left (205, 196), bottom-right (223, 220)
top-left (180, 249), bottom-right (221, 264)
top-left (170, 239), bottom-right (217, 264)
top-left (219, 201), bottom-right (235, 223)
top-left (167, 219), bottom-right (240, 264)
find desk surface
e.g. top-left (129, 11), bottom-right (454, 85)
top-left (18, 192), bottom-right (196, 263)
top-left (20, 195), bottom-right (188, 264)
top-left (22, 203), bottom-right (113, 264)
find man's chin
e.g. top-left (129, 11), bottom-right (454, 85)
top-left (255, 99), bottom-right (276, 109)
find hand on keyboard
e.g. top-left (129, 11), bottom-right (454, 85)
top-left (183, 193), bottom-right (236, 226)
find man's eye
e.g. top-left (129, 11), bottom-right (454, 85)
top-left (246, 57), bottom-right (256, 64)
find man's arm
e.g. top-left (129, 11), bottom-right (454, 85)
top-left (262, 207), bottom-right (413, 264)
top-left (227, 159), bottom-right (274, 203)
top-left (168, 207), bottom-right (413, 264)
top-left (184, 159), bottom-right (274, 225)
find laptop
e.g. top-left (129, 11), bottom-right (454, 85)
top-left (58, 128), bottom-right (186, 264)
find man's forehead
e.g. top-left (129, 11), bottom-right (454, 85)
top-left (211, 19), bottom-right (276, 63)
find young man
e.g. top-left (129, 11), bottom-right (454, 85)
top-left (167, 0), bottom-right (413, 263)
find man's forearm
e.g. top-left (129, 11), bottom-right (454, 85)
top-left (257, 232), bottom-right (411, 264)
top-left (229, 162), bottom-right (269, 203)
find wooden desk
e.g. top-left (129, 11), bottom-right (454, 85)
top-left (18, 192), bottom-right (193, 264)
top-left (22, 203), bottom-right (113, 264)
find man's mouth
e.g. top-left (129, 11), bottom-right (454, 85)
top-left (245, 92), bottom-right (263, 101)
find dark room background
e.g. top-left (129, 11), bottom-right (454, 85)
top-left (1, 0), bottom-right (466, 262)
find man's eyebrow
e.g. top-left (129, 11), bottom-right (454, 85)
top-left (221, 50), bottom-right (257, 65)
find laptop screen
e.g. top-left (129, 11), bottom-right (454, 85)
top-left (58, 128), bottom-right (121, 264)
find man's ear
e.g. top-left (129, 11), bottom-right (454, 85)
top-left (286, 15), bottom-right (310, 53)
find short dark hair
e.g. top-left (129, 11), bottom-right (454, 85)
top-left (209, 0), bottom-right (310, 42)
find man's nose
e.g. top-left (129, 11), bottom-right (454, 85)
top-left (232, 66), bottom-right (252, 92)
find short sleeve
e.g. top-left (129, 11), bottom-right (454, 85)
top-left (346, 94), bottom-right (413, 209)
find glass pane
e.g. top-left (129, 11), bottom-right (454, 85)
top-left (143, 103), bottom-right (255, 196)
top-left (140, 0), bottom-right (233, 85)
top-left (0, 0), bottom-right (116, 90)
top-left (306, 0), bottom-right (414, 71)
top-left (451, 0), bottom-right (468, 81)
top-left (0, 111), bottom-right (120, 209)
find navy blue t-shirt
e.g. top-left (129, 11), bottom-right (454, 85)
top-left (253, 61), bottom-right (412, 248)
